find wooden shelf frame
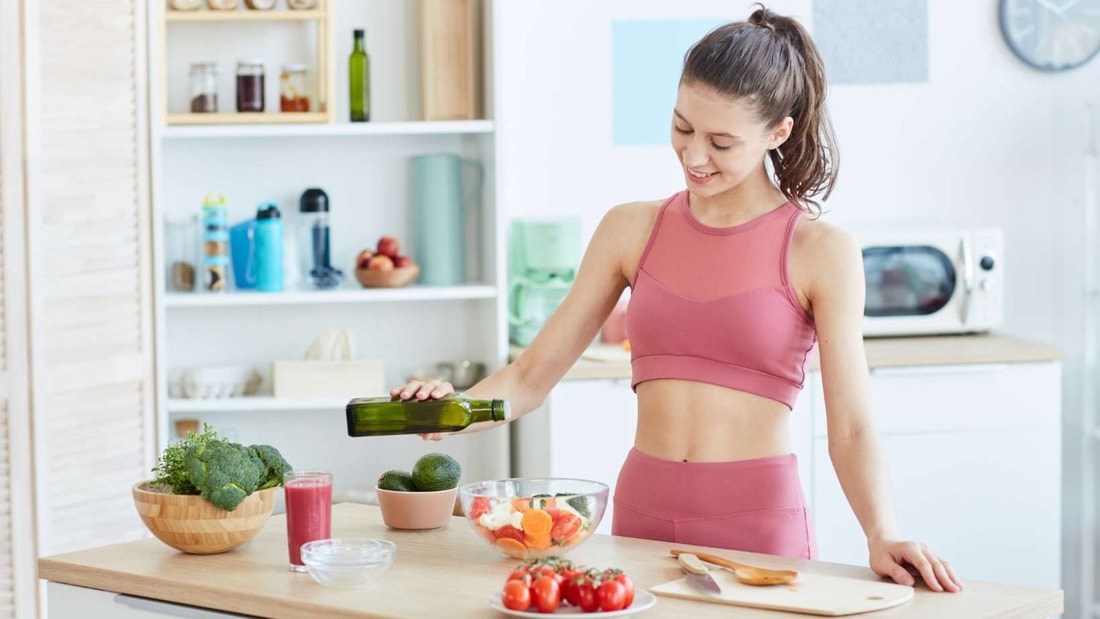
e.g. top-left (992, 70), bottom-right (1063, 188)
top-left (157, 1), bottom-right (336, 126)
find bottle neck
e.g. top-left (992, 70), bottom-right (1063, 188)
top-left (353, 35), bottom-right (365, 53)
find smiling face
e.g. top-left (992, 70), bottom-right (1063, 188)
top-left (671, 81), bottom-right (792, 200)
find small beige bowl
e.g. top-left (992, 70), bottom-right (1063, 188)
top-left (376, 486), bottom-right (457, 530)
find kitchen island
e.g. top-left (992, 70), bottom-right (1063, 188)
top-left (38, 503), bottom-right (1062, 618)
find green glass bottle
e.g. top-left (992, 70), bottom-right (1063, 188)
top-left (345, 394), bottom-right (510, 437)
top-left (349, 28), bottom-right (370, 122)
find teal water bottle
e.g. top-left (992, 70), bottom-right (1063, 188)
top-left (254, 203), bottom-right (283, 292)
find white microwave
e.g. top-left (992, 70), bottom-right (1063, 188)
top-left (851, 228), bottom-right (1004, 338)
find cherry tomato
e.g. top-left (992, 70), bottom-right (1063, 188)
top-left (562, 574), bottom-right (582, 607)
top-left (530, 574), bottom-right (562, 613)
top-left (615, 573), bottom-right (635, 607)
top-left (530, 565), bottom-right (557, 580)
top-left (502, 579), bottom-right (531, 611)
top-left (550, 514), bottom-right (582, 542)
top-left (577, 577), bottom-right (600, 612)
top-left (597, 580), bottom-right (627, 612)
top-left (506, 567), bottom-right (531, 587)
top-left (468, 496), bottom-right (492, 520)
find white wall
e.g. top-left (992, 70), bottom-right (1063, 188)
top-left (493, 0), bottom-right (1091, 615)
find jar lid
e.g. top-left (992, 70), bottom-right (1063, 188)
top-left (282, 63), bottom-right (309, 72)
top-left (300, 188), bottom-right (329, 213)
top-left (190, 62), bottom-right (217, 71)
top-left (237, 58), bottom-right (265, 67)
top-left (257, 203), bottom-right (282, 219)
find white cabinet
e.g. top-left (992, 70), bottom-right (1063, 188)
top-left (48, 583), bottom-right (242, 618)
top-left (523, 360), bottom-right (1062, 590)
top-left (809, 362), bottom-right (1062, 589)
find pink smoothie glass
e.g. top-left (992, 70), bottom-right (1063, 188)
top-left (283, 470), bottom-right (333, 572)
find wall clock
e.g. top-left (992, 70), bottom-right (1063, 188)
top-left (999, 0), bottom-right (1100, 71)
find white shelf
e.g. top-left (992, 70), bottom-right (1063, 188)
top-left (164, 284), bottom-right (497, 308)
top-left (168, 396), bottom-right (347, 413)
top-left (161, 119), bottom-right (495, 139)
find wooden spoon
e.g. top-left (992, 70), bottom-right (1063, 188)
top-left (670, 549), bottom-right (798, 586)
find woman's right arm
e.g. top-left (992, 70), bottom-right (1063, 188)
top-left (393, 203), bottom-right (651, 430)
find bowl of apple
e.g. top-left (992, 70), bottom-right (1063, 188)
top-left (356, 236), bottom-right (419, 288)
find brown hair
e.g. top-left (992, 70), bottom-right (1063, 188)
top-left (681, 5), bottom-right (838, 215)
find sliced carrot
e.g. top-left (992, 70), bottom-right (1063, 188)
top-left (524, 534), bottom-right (552, 550)
top-left (521, 508), bottom-right (553, 539)
top-left (512, 498), bottom-right (532, 513)
top-left (496, 537), bottom-right (527, 558)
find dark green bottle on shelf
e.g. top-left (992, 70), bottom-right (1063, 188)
top-left (346, 394), bottom-right (510, 437)
top-left (349, 28), bottom-right (370, 122)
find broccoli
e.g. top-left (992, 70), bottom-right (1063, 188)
top-left (151, 424), bottom-right (221, 495)
top-left (150, 424), bottom-right (294, 512)
top-left (555, 492), bottom-right (591, 519)
top-left (186, 440), bottom-right (266, 511)
top-left (250, 444), bottom-right (292, 489)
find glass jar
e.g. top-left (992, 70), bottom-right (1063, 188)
top-left (189, 62), bottom-right (218, 113)
top-left (280, 64), bottom-right (310, 112)
top-left (236, 59), bottom-right (265, 113)
top-left (165, 214), bottom-right (199, 292)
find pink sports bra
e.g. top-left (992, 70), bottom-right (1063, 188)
top-left (626, 190), bottom-right (817, 409)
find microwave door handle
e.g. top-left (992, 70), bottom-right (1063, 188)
top-left (958, 237), bottom-right (975, 324)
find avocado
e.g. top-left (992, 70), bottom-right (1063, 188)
top-left (411, 453), bottom-right (461, 491)
top-left (377, 469), bottom-right (417, 492)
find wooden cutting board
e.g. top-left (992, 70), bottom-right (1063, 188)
top-left (650, 569), bottom-right (914, 616)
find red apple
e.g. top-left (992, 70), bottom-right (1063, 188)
top-left (393, 255), bottom-right (416, 269)
top-left (367, 254), bottom-right (394, 271)
top-left (356, 249), bottom-right (374, 270)
top-left (376, 236), bottom-right (400, 258)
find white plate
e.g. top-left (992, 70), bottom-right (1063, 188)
top-left (488, 589), bottom-right (657, 617)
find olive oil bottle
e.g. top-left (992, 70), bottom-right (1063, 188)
top-left (349, 28), bottom-right (370, 122)
top-left (346, 394), bottom-right (509, 437)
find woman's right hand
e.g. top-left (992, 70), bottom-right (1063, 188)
top-left (389, 379), bottom-right (456, 441)
top-left (390, 379), bottom-right (455, 402)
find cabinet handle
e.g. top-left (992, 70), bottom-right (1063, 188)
top-left (870, 363), bottom-right (1009, 376)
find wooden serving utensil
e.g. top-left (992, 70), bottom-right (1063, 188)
top-left (670, 549), bottom-right (798, 586)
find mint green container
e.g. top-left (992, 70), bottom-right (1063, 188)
top-left (410, 154), bottom-right (482, 286)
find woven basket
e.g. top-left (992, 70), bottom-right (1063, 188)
top-left (132, 481), bottom-right (276, 554)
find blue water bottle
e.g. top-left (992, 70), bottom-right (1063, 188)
top-left (254, 203), bottom-right (284, 292)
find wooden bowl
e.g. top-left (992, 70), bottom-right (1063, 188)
top-left (356, 265), bottom-right (419, 288)
top-left (132, 481), bottom-right (276, 554)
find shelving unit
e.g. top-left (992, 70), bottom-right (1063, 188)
top-left (147, 0), bottom-right (510, 498)
top-left (157, 1), bottom-right (336, 125)
top-left (164, 284), bottom-right (496, 307)
top-left (163, 119), bottom-right (494, 138)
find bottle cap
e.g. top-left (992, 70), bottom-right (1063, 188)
top-left (256, 203), bottom-right (281, 219)
top-left (354, 28), bottom-right (364, 38)
top-left (299, 188), bottom-right (329, 212)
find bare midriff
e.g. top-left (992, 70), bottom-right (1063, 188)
top-left (634, 379), bottom-right (791, 463)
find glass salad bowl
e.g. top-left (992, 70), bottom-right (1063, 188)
top-left (458, 478), bottom-right (609, 560)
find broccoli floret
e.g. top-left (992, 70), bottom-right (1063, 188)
top-left (555, 492), bottom-right (591, 519)
top-left (250, 444), bottom-right (292, 489)
top-left (151, 424), bottom-right (221, 495)
top-left (185, 440), bottom-right (266, 511)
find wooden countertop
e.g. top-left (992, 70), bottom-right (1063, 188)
top-left (39, 503), bottom-right (1061, 618)
top-left (511, 333), bottom-right (1062, 381)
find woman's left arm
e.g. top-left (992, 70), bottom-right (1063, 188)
top-left (804, 225), bottom-right (962, 593)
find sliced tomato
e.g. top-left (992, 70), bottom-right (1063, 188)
top-left (468, 496), bottom-right (492, 520)
top-left (550, 513), bottom-right (582, 542)
top-left (493, 525), bottom-right (524, 542)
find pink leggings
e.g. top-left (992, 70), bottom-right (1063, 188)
top-left (612, 448), bottom-right (817, 559)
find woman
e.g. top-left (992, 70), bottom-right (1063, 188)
top-left (393, 6), bottom-right (962, 593)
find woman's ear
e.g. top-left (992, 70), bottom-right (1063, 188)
top-left (768, 116), bottom-right (794, 150)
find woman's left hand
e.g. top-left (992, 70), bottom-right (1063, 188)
top-left (868, 538), bottom-right (963, 592)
